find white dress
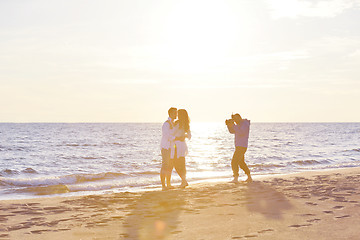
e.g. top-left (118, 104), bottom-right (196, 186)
top-left (170, 124), bottom-right (191, 159)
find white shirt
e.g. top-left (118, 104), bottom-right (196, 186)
top-left (173, 125), bottom-right (192, 140)
top-left (160, 117), bottom-right (175, 149)
top-left (170, 124), bottom-right (192, 158)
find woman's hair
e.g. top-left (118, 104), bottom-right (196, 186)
top-left (177, 109), bottom-right (190, 131)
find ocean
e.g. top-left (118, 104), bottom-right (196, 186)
top-left (0, 122), bottom-right (359, 200)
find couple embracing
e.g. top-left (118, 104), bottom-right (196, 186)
top-left (160, 107), bottom-right (191, 190)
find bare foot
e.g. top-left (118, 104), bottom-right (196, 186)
top-left (229, 179), bottom-right (239, 184)
top-left (180, 181), bottom-right (189, 188)
top-left (245, 177), bottom-right (253, 183)
top-left (162, 186), bottom-right (168, 191)
top-left (167, 185), bottom-right (175, 189)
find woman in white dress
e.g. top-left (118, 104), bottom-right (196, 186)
top-left (171, 109), bottom-right (191, 188)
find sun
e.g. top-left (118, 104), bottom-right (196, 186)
top-left (160, 1), bottom-right (240, 74)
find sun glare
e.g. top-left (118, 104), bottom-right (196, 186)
top-left (267, 0), bottom-right (308, 18)
top-left (161, 1), bottom-right (239, 73)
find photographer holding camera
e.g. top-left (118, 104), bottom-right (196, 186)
top-left (225, 113), bottom-right (252, 183)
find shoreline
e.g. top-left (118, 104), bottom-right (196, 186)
top-left (1, 166), bottom-right (359, 201)
top-left (1, 167), bottom-right (360, 239)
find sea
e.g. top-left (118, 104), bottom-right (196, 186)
top-left (0, 122), bottom-right (359, 200)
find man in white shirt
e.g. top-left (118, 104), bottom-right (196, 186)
top-left (160, 107), bottom-right (177, 190)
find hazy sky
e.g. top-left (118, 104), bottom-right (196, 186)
top-left (1, 0), bottom-right (360, 122)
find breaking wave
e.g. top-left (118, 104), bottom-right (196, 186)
top-left (292, 160), bottom-right (330, 166)
top-left (0, 171), bottom-right (126, 187)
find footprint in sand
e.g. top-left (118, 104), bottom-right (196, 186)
top-left (231, 234), bottom-right (258, 239)
top-left (323, 210), bottom-right (333, 214)
top-left (29, 217), bottom-right (46, 221)
top-left (289, 224), bottom-right (312, 228)
top-left (258, 229), bottom-right (274, 234)
top-left (30, 229), bottom-right (51, 234)
top-left (335, 215), bottom-right (350, 219)
top-left (58, 228), bottom-right (71, 231)
top-left (307, 218), bottom-right (321, 223)
top-left (231, 229), bottom-right (274, 239)
top-left (7, 225), bottom-right (31, 231)
top-left (333, 206), bottom-right (344, 209)
top-left (244, 234), bottom-right (258, 238)
top-left (306, 202), bottom-right (318, 206)
top-left (299, 213), bottom-right (316, 217)
top-left (334, 198), bottom-right (348, 203)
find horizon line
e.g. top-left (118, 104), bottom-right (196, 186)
top-left (0, 121), bottom-right (359, 124)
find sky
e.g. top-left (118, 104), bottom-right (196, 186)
top-left (1, 0), bottom-right (360, 122)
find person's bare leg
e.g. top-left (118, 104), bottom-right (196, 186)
top-left (174, 159), bottom-right (183, 184)
top-left (160, 169), bottom-right (168, 190)
top-left (176, 157), bottom-right (188, 188)
top-left (166, 163), bottom-right (174, 189)
top-left (245, 173), bottom-right (253, 183)
top-left (229, 176), bottom-right (239, 183)
top-left (160, 149), bottom-right (171, 191)
top-left (239, 147), bottom-right (252, 183)
top-left (230, 148), bottom-right (240, 183)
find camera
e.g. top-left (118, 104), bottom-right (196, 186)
top-left (225, 119), bottom-right (234, 125)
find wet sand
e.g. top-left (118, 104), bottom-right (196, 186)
top-left (1, 167), bottom-right (360, 239)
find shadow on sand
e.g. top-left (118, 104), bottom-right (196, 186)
top-left (121, 180), bottom-right (293, 239)
top-left (122, 189), bottom-right (186, 240)
top-left (243, 181), bottom-right (293, 219)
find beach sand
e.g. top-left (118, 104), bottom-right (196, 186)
top-left (1, 167), bottom-right (360, 240)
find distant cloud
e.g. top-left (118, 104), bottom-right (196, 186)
top-left (106, 79), bottom-right (159, 85)
top-left (305, 36), bottom-right (360, 56)
top-left (266, 0), bottom-right (360, 19)
top-left (170, 82), bottom-right (287, 89)
top-left (227, 50), bottom-right (309, 71)
top-left (349, 49), bottom-right (360, 57)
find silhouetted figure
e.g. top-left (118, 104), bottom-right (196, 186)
top-left (171, 109), bottom-right (191, 188)
top-left (160, 107), bottom-right (177, 190)
top-left (225, 113), bottom-right (252, 183)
